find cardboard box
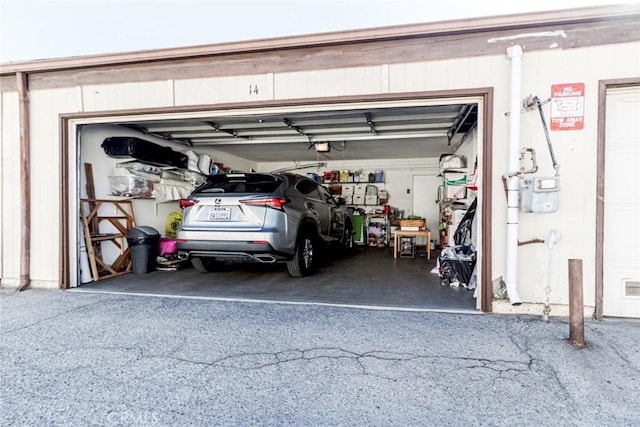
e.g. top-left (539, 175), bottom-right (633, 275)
top-left (365, 195), bottom-right (378, 205)
top-left (343, 195), bottom-right (353, 205)
top-left (353, 195), bottom-right (365, 205)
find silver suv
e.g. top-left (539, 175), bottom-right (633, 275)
top-left (176, 172), bottom-right (353, 277)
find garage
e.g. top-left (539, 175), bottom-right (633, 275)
top-left (73, 97), bottom-right (483, 311)
top-left (3, 5), bottom-right (639, 318)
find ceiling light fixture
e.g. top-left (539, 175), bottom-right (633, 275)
top-left (315, 142), bottom-right (331, 153)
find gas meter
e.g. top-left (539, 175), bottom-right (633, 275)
top-left (519, 176), bottom-right (559, 213)
top-left (518, 95), bottom-right (561, 214)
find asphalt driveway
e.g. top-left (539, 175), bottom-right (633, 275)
top-left (1, 288), bottom-right (639, 426)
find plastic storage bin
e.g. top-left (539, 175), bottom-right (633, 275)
top-left (127, 226), bottom-right (160, 273)
top-left (109, 176), bottom-right (154, 198)
top-left (158, 237), bottom-right (177, 257)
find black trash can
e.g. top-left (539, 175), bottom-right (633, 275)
top-left (127, 226), bottom-right (160, 274)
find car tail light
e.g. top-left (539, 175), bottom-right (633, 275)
top-left (179, 199), bottom-right (198, 208)
top-left (240, 197), bottom-right (289, 210)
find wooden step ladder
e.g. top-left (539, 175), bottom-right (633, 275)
top-left (80, 198), bottom-right (136, 281)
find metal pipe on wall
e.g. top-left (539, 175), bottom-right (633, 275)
top-left (17, 72), bottom-right (31, 291)
top-left (505, 45), bottom-right (523, 305)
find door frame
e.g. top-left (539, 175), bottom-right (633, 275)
top-left (59, 88), bottom-right (495, 312)
top-left (595, 77), bottom-right (640, 320)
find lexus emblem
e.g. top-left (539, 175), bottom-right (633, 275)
top-left (215, 198), bottom-right (222, 205)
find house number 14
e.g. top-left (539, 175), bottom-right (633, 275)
top-left (249, 85), bottom-right (259, 95)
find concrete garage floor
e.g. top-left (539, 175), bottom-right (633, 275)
top-left (74, 246), bottom-right (478, 312)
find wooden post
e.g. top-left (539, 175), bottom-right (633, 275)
top-left (84, 163), bottom-right (103, 264)
top-left (568, 259), bottom-right (586, 347)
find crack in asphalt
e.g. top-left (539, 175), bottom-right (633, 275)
top-left (505, 318), bottom-right (582, 416)
top-left (0, 301), bottom-right (105, 334)
top-left (165, 346), bottom-right (532, 380)
top-left (1, 301), bottom-right (585, 401)
top-left (0, 330), bottom-right (596, 411)
top-left (7, 343), bottom-right (533, 385)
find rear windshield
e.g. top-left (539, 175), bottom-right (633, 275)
top-left (193, 173), bottom-right (282, 194)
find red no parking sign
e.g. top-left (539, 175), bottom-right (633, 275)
top-left (550, 83), bottom-right (585, 131)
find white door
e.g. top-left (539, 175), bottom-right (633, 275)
top-left (412, 175), bottom-right (441, 247)
top-left (603, 86), bottom-right (640, 318)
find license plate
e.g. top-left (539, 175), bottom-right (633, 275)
top-left (208, 207), bottom-right (231, 221)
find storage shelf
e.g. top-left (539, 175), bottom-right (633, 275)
top-left (80, 198), bottom-right (136, 281)
top-left (89, 233), bottom-right (128, 241)
top-left (366, 213), bottom-right (389, 247)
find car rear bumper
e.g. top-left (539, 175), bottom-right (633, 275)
top-left (176, 239), bottom-right (292, 263)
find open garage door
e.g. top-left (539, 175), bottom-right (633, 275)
top-left (67, 95), bottom-right (488, 313)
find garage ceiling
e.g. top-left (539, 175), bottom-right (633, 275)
top-left (118, 103), bottom-right (477, 162)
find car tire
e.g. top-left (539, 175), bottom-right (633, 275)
top-left (287, 231), bottom-right (317, 277)
top-left (191, 256), bottom-right (217, 273)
